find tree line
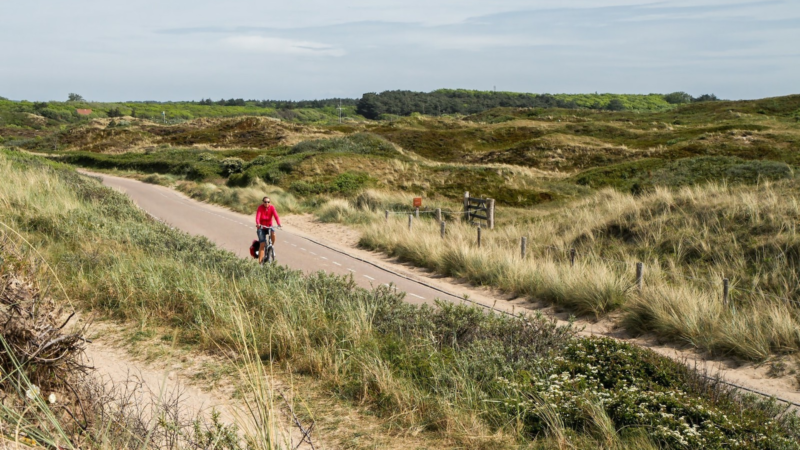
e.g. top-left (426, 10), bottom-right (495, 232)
top-left (356, 90), bottom-right (580, 119)
top-left (355, 89), bottom-right (719, 119)
top-left (197, 98), bottom-right (358, 109)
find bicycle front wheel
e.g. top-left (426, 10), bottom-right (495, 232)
top-left (265, 246), bottom-right (275, 264)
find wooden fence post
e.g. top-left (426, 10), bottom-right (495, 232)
top-left (436, 208), bottom-right (442, 222)
top-left (408, 214), bottom-right (413, 231)
top-left (521, 237), bottom-right (527, 259)
top-left (487, 198), bottom-right (495, 229)
top-left (385, 210), bottom-right (389, 222)
top-left (570, 248), bottom-right (576, 267)
top-left (440, 221), bottom-right (446, 238)
top-left (723, 278), bottom-right (730, 306)
top-left (477, 224), bottom-right (482, 248)
top-left (635, 262), bottom-right (643, 292)
top-left (464, 191), bottom-right (470, 221)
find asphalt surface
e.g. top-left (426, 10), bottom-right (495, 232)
top-left (85, 172), bottom-right (483, 308)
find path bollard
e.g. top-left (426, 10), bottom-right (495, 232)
top-left (723, 278), bottom-right (730, 306)
top-left (440, 221), bottom-right (446, 238)
top-left (385, 210), bottom-right (389, 222)
top-left (521, 237), bottom-right (527, 259)
top-left (408, 214), bottom-right (413, 231)
top-left (477, 224), bottom-right (482, 248)
top-left (635, 262), bottom-right (643, 292)
top-left (416, 207), bottom-right (419, 219)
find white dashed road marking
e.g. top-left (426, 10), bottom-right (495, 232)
top-left (409, 293), bottom-right (425, 299)
top-left (363, 275), bottom-right (375, 281)
top-left (332, 262), bottom-right (342, 266)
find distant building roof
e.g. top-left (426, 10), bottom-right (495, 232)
top-left (76, 109), bottom-right (92, 116)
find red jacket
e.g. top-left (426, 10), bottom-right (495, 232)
top-left (256, 204), bottom-right (281, 227)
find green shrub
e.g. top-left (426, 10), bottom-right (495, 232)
top-left (246, 154), bottom-right (272, 167)
top-left (39, 109), bottom-right (78, 123)
top-left (574, 157), bottom-right (795, 193)
top-left (226, 172), bottom-right (251, 187)
top-left (221, 157), bottom-right (245, 175)
top-left (331, 172), bottom-right (371, 195)
top-left (289, 180), bottom-right (326, 196)
top-left (289, 133), bottom-right (399, 156)
top-left (184, 162), bottom-right (222, 180)
top-left (650, 157), bottom-right (794, 187)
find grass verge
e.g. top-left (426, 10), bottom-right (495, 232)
top-left (360, 181), bottom-right (800, 361)
top-left (2, 148), bottom-right (800, 448)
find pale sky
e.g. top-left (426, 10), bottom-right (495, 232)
top-left (1, 1), bottom-right (798, 101)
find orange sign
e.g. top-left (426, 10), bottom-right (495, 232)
top-left (413, 197), bottom-right (422, 208)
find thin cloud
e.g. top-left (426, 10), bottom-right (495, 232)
top-left (223, 35), bottom-right (346, 57)
top-left (404, 33), bottom-right (564, 51)
top-left (1, 0), bottom-right (798, 100)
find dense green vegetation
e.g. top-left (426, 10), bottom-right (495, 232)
top-left (572, 156), bottom-right (794, 193)
top-left (54, 132), bottom-right (586, 207)
top-left (0, 97), bottom-right (358, 130)
top-left (3, 94), bottom-right (796, 209)
top-left (355, 89), bottom-right (715, 119)
top-left (0, 89), bottom-right (722, 140)
top-left (3, 149), bottom-right (799, 449)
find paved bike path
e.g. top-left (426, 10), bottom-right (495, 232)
top-left (80, 171), bottom-right (800, 408)
top-left (84, 172), bottom-right (510, 310)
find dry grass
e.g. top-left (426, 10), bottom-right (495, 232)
top-left (174, 179), bottom-right (302, 215)
top-left (5, 150), bottom-right (800, 447)
top-left (360, 180), bottom-right (800, 360)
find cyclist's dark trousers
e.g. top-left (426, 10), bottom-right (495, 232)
top-left (257, 227), bottom-right (276, 245)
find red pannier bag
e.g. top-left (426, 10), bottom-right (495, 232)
top-left (249, 240), bottom-right (259, 259)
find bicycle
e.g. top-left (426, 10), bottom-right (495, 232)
top-left (258, 225), bottom-right (277, 265)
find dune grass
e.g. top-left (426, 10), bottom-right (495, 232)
top-left (4, 149), bottom-right (800, 448)
top-left (360, 181), bottom-right (800, 361)
top-left (173, 178), bottom-right (303, 216)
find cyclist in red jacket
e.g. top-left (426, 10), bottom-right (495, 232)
top-left (255, 196), bottom-right (282, 263)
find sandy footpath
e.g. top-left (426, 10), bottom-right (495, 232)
top-left (81, 322), bottom-right (320, 450)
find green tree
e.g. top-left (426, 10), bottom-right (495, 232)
top-left (605, 98), bottom-right (625, 111)
top-left (356, 93), bottom-right (383, 119)
top-left (693, 94), bottom-right (719, 102)
top-left (67, 93), bottom-right (85, 102)
top-left (664, 92), bottom-right (693, 104)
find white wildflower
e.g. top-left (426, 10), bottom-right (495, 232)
top-left (25, 385), bottom-right (40, 400)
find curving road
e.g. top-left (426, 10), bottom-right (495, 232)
top-left (84, 171), bottom-right (510, 310)
top-left (80, 171), bottom-right (800, 407)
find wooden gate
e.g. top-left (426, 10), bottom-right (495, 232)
top-left (463, 191), bottom-right (495, 229)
